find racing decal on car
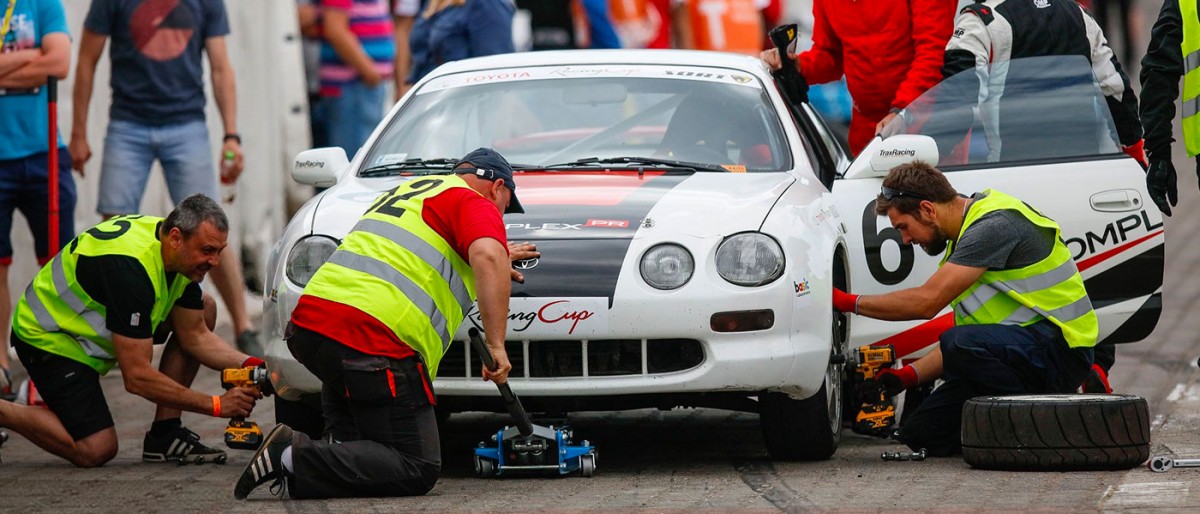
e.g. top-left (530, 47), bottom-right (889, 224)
top-left (793, 278), bottom-right (812, 298)
top-left (508, 173), bottom-right (692, 301)
top-left (867, 228), bottom-right (1165, 358)
top-left (419, 65), bottom-right (763, 94)
top-left (461, 298), bottom-right (610, 337)
top-left (585, 219), bottom-right (630, 228)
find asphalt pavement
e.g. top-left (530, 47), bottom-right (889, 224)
top-left (5, 4), bottom-right (1200, 512)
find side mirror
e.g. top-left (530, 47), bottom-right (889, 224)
top-left (842, 135), bottom-right (940, 180)
top-left (292, 147), bottom-right (348, 187)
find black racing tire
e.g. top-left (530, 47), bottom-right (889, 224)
top-left (274, 393), bottom-right (324, 441)
top-left (961, 394), bottom-right (1150, 471)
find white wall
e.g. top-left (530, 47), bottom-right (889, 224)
top-left (8, 0), bottom-right (312, 313)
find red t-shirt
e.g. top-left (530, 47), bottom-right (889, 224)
top-left (291, 187), bottom-right (508, 359)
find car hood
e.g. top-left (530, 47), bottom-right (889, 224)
top-left (509, 171), bottom-right (793, 240)
top-left (312, 171), bottom-right (796, 300)
top-left (509, 171), bottom-right (794, 300)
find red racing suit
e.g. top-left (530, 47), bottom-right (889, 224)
top-left (797, 0), bottom-right (956, 155)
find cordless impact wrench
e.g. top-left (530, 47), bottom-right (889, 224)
top-left (851, 345), bottom-right (897, 437)
top-left (221, 366), bottom-right (271, 450)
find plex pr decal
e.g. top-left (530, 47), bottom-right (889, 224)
top-left (467, 300), bottom-right (596, 334)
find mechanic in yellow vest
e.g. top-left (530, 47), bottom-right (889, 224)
top-left (234, 148), bottom-right (525, 500)
top-left (0, 194), bottom-right (263, 467)
top-left (831, 162), bottom-right (1097, 456)
top-left (1141, 0), bottom-right (1200, 217)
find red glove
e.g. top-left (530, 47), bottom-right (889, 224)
top-left (1122, 139), bottom-right (1148, 170)
top-left (832, 287), bottom-right (859, 314)
top-left (876, 365), bottom-right (919, 396)
top-left (242, 356), bottom-right (265, 368)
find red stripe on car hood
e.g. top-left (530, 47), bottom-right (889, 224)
top-left (869, 229), bottom-right (1165, 358)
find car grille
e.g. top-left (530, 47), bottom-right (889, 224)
top-left (437, 338), bottom-right (705, 379)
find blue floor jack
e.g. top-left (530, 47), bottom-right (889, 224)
top-left (469, 329), bottom-right (597, 478)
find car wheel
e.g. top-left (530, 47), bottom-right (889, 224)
top-left (274, 393), bottom-right (324, 441)
top-left (760, 310), bottom-right (847, 461)
top-left (961, 394), bottom-right (1150, 471)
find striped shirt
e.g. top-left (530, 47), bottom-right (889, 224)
top-left (319, 0), bottom-right (395, 97)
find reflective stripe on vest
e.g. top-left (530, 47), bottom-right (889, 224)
top-left (300, 176), bottom-right (481, 378)
top-left (942, 190), bottom-right (1099, 348)
top-left (1181, 0), bottom-right (1200, 157)
top-left (12, 216), bottom-right (193, 374)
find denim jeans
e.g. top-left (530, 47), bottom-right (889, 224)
top-left (897, 320), bottom-right (1094, 456)
top-left (97, 119), bottom-right (217, 215)
top-left (323, 80), bottom-right (386, 159)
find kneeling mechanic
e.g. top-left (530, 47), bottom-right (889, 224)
top-left (0, 194), bottom-right (263, 467)
top-left (835, 162), bottom-right (1097, 456)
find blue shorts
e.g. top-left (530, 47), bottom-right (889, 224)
top-left (0, 148), bottom-right (76, 265)
top-left (96, 119), bottom-right (218, 215)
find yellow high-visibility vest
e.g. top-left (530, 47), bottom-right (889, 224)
top-left (301, 176), bottom-right (480, 377)
top-left (13, 216), bottom-right (194, 374)
top-left (941, 190), bottom-right (1098, 348)
top-left (1180, 0), bottom-right (1200, 156)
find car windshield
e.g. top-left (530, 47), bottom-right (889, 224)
top-left (361, 66), bottom-right (792, 175)
top-left (880, 55), bottom-right (1122, 168)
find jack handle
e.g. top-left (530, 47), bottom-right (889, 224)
top-left (469, 328), bottom-right (533, 437)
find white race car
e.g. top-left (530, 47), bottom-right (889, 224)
top-left (261, 51), bottom-right (1163, 460)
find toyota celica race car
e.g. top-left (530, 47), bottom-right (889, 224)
top-left (261, 50), bottom-right (1164, 460)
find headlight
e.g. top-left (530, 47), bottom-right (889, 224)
top-left (286, 236), bottom-right (339, 287)
top-left (640, 244), bottom-right (694, 290)
top-left (715, 232), bottom-right (784, 286)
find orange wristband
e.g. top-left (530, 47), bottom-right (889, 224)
top-left (212, 395), bottom-right (221, 417)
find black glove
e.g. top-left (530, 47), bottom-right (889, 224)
top-left (1146, 157), bottom-right (1178, 216)
top-left (876, 373), bottom-right (905, 398)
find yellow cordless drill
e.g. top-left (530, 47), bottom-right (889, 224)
top-left (221, 366), bottom-right (269, 450)
top-left (851, 345), bottom-right (897, 437)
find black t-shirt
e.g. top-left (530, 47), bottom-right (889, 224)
top-left (74, 255), bottom-right (203, 339)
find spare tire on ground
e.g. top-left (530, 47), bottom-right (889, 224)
top-left (961, 394), bottom-right (1149, 471)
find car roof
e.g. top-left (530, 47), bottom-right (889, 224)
top-left (425, 49), bottom-right (773, 81)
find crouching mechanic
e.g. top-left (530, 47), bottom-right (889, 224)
top-left (835, 162), bottom-right (1096, 456)
top-left (0, 194), bottom-right (263, 467)
top-left (234, 148), bottom-right (523, 500)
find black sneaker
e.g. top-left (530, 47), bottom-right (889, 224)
top-left (143, 426), bottom-right (227, 462)
top-left (234, 424), bottom-right (293, 500)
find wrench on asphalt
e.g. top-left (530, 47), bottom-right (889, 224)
top-left (1149, 456), bottom-right (1200, 472)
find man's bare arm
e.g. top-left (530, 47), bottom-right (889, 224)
top-left (113, 333), bottom-right (257, 417)
top-left (0, 33), bottom-right (69, 89)
top-left (856, 262), bottom-right (986, 321)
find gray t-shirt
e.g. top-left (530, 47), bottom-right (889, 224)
top-left (948, 192), bottom-right (1056, 270)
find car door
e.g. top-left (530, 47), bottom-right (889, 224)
top-left (829, 56), bottom-right (1165, 359)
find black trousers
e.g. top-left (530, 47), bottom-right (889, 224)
top-left (286, 325), bottom-right (441, 498)
top-left (897, 320), bottom-right (1093, 456)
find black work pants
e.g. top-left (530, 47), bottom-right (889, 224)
top-left (286, 325), bottom-right (441, 498)
top-left (897, 320), bottom-right (1093, 456)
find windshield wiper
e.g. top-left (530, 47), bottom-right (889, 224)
top-left (542, 156), bottom-right (729, 173)
top-left (359, 157), bottom-right (460, 177)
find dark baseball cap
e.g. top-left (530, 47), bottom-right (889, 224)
top-left (455, 147), bottom-right (524, 214)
